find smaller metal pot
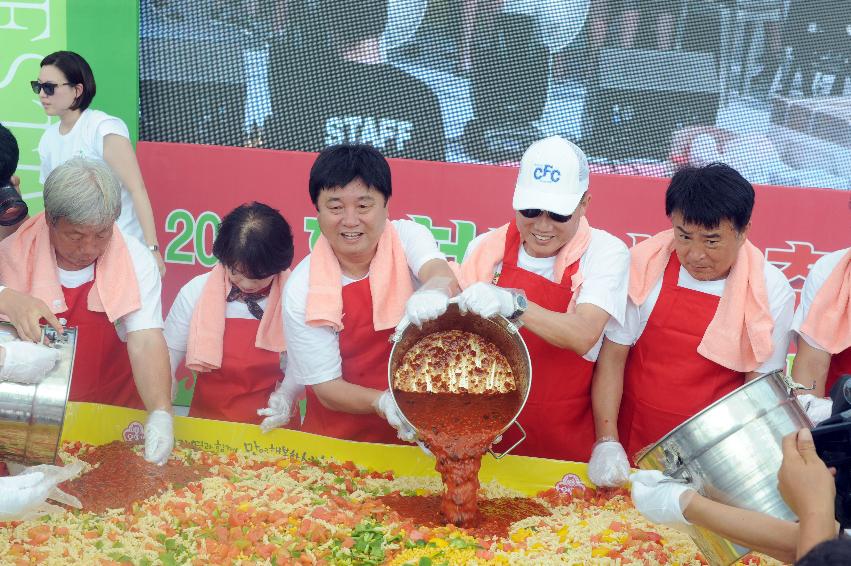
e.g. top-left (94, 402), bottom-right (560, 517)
top-left (0, 322), bottom-right (77, 465)
top-left (388, 302), bottom-right (532, 458)
top-left (637, 370), bottom-right (813, 566)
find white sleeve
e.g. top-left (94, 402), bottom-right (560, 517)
top-left (575, 231), bottom-right (630, 326)
top-left (119, 236), bottom-right (165, 336)
top-left (92, 115), bottom-right (130, 156)
top-left (604, 297), bottom-right (642, 346)
top-left (38, 130), bottom-right (52, 185)
top-left (393, 220), bottom-right (445, 276)
top-left (164, 274), bottom-right (207, 356)
top-left (791, 249), bottom-right (846, 351)
top-left (755, 264), bottom-right (795, 374)
top-left (282, 260), bottom-right (343, 386)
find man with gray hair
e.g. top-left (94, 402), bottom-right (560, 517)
top-left (456, 136), bottom-right (630, 464)
top-left (0, 157), bottom-right (173, 465)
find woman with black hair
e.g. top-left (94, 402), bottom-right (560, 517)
top-left (34, 51), bottom-right (165, 275)
top-left (164, 202), bottom-right (301, 427)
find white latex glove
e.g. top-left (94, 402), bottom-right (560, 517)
top-left (457, 282), bottom-right (515, 319)
top-left (399, 289), bottom-right (450, 330)
top-left (0, 341), bottom-right (61, 384)
top-left (588, 440), bottom-right (631, 487)
top-left (0, 461), bottom-right (84, 520)
top-left (144, 410), bottom-right (174, 466)
top-left (374, 390), bottom-right (417, 443)
top-left (798, 394), bottom-right (833, 426)
top-left (258, 377), bottom-right (305, 433)
top-left (630, 470), bottom-right (695, 525)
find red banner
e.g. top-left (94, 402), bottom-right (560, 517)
top-left (138, 141), bottom-right (851, 310)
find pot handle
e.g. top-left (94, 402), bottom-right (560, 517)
top-left (488, 421), bottom-right (526, 460)
top-left (776, 370), bottom-right (815, 393)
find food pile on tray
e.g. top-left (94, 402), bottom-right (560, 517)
top-left (0, 440), bottom-right (783, 565)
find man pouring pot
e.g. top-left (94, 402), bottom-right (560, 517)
top-left (590, 163), bottom-right (795, 485)
top-left (277, 144), bottom-right (460, 443)
top-left (456, 136), bottom-right (630, 462)
top-left (0, 157), bottom-right (173, 465)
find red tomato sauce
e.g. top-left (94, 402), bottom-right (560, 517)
top-left (60, 441), bottom-right (211, 513)
top-left (379, 493), bottom-right (549, 538)
top-left (394, 391), bottom-right (521, 527)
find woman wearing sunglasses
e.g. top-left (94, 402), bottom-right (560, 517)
top-left (33, 51), bottom-right (165, 275)
top-left (456, 136), bottom-right (630, 466)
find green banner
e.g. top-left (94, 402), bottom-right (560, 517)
top-left (0, 0), bottom-right (67, 214)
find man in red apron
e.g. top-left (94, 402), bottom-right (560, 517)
top-left (165, 202), bottom-right (299, 427)
top-left (456, 136), bottom-right (630, 465)
top-left (0, 158), bottom-right (174, 465)
top-left (792, 246), bottom-right (851, 407)
top-left (283, 144), bottom-right (459, 443)
top-left (592, 163), bottom-right (795, 481)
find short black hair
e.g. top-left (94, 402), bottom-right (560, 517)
top-left (665, 163), bottom-right (754, 232)
top-left (324, 0), bottom-right (388, 53)
top-left (213, 202), bottom-right (294, 280)
top-left (0, 124), bottom-right (19, 187)
top-left (40, 51), bottom-right (96, 111)
top-left (308, 144), bottom-right (392, 207)
top-left (796, 537), bottom-right (851, 566)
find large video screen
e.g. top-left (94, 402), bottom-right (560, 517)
top-left (139, 0), bottom-right (851, 190)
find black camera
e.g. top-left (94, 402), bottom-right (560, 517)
top-left (812, 375), bottom-right (851, 530)
top-left (0, 183), bottom-right (27, 226)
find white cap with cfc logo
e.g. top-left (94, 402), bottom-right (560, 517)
top-left (512, 136), bottom-right (589, 216)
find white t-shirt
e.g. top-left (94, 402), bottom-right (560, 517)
top-left (164, 271), bottom-right (282, 376)
top-left (605, 260), bottom-right (795, 374)
top-left (38, 109), bottom-right (143, 242)
top-left (57, 228), bottom-right (163, 341)
top-left (464, 227), bottom-right (631, 361)
top-left (792, 247), bottom-right (850, 352)
top-left (284, 220), bottom-right (445, 386)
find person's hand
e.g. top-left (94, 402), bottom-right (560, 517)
top-left (374, 390), bottom-right (417, 443)
top-left (152, 250), bottom-right (166, 277)
top-left (0, 288), bottom-right (63, 342)
top-left (0, 461), bottom-right (84, 520)
top-left (258, 378), bottom-right (304, 433)
top-left (0, 341), bottom-right (61, 384)
top-left (0, 473), bottom-right (52, 518)
top-left (399, 289), bottom-right (450, 330)
top-left (777, 428), bottom-right (835, 520)
top-left (457, 282), bottom-right (515, 319)
top-left (797, 394), bottom-right (833, 426)
top-left (144, 410), bottom-right (174, 466)
top-left (629, 470), bottom-right (696, 525)
top-left (588, 439), bottom-right (631, 487)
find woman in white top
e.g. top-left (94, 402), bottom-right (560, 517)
top-left (33, 51), bottom-right (165, 275)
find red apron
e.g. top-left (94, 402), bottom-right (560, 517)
top-left (826, 347), bottom-right (851, 398)
top-left (301, 276), bottom-right (401, 444)
top-left (491, 221), bottom-right (597, 462)
top-left (60, 280), bottom-right (144, 409)
top-left (618, 255), bottom-right (745, 464)
top-left (189, 318), bottom-right (289, 426)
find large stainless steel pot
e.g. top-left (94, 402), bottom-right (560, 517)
top-left (637, 370), bottom-right (812, 566)
top-left (388, 302), bottom-right (531, 458)
top-left (0, 322), bottom-right (77, 465)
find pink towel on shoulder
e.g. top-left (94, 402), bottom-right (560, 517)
top-left (801, 248), bottom-right (851, 354)
top-left (0, 212), bottom-right (140, 321)
top-left (185, 263), bottom-right (289, 372)
top-left (628, 230), bottom-right (774, 372)
top-left (305, 222), bottom-right (413, 331)
top-left (459, 217), bottom-right (592, 312)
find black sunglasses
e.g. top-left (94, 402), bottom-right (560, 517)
top-left (30, 81), bottom-right (71, 96)
top-left (519, 209), bottom-right (573, 223)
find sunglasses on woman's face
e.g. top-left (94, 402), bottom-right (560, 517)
top-left (518, 209), bottom-right (573, 223)
top-left (30, 81), bottom-right (71, 96)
